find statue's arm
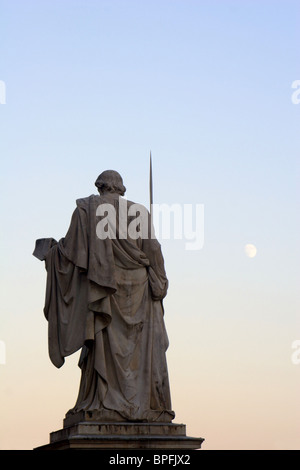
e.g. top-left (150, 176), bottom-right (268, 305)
top-left (32, 238), bottom-right (57, 261)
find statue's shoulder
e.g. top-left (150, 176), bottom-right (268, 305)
top-left (126, 198), bottom-right (149, 213)
top-left (75, 194), bottom-right (101, 208)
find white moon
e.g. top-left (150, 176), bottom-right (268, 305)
top-left (244, 244), bottom-right (257, 258)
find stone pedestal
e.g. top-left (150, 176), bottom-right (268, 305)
top-left (35, 411), bottom-right (204, 450)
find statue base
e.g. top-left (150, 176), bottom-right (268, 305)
top-left (34, 411), bottom-right (204, 450)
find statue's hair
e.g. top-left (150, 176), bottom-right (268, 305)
top-left (95, 170), bottom-right (126, 196)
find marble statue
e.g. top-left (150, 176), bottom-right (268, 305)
top-left (33, 170), bottom-right (175, 423)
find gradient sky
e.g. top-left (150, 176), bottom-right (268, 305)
top-left (0, 0), bottom-right (299, 450)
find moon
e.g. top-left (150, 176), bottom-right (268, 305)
top-left (244, 243), bottom-right (257, 258)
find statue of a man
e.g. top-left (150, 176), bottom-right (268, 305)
top-left (34, 170), bottom-right (175, 423)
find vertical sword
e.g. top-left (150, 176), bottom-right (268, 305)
top-left (149, 151), bottom-right (153, 222)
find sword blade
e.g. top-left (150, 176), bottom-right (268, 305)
top-left (149, 151), bottom-right (153, 219)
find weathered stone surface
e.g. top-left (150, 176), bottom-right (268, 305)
top-left (33, 170), bottom-right (205, 451)
top-left (35, 420), bottom-right (204, 450)
top-left (63, 410), bottom-right (174, 428)
top-left (34, 171), bottom-right (175, 423)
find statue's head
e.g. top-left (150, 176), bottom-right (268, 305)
top-left (95, 170), bottom-right (126, 196)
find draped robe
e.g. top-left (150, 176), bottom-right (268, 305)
top-left (34, 193), bottom-right (175, 422)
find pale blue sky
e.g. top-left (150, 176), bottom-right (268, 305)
top-left (0, 0), bottom-right (299, 449)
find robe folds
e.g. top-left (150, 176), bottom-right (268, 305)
top-left (35, 193), bottom-right (175, 422)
